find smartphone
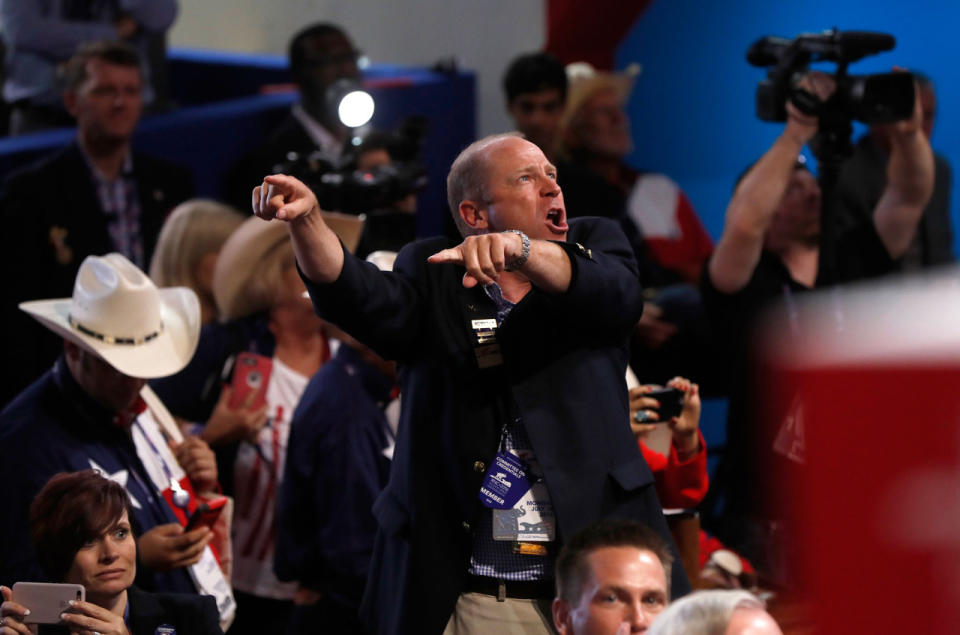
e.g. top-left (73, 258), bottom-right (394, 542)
top-left (12, 582), bottom-right (84, 624)
top-left (228, 352), bottom-right (272, 410)
top-left (184, 496), bottom-right (228, 532)
top-left (646, 387), bottom-right (685, 420)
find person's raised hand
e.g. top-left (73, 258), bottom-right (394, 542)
top-left (427, 231), bottom-right (525, 288)
top-left (201, 384), bottom-right (270, 447)
top-left (252, 174), bottom-right (321, 223)
top-left (784, 71), bottom-right (836, 146)
top-left (666, 376), bottom-right (701, 458)
top-left (138, 523), bottom-right (212, 572)
top-left (891, 68), bottom-right (925, 140)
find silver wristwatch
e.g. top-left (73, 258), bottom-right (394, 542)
top-left (503, 230), bottom-right (530, 271)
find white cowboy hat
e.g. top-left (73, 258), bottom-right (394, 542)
top-left (19, 253), bottom-right (201, 379)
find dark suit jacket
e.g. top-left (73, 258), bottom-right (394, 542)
top-left (0, 142), bottom-right (193, 406)
top-left (126, 585), bottom-right (223, 635)
top-left (303, 217), bottom-right (690, 634)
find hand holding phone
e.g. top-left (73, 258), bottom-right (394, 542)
top-left (10, 582), bottom-right (84, 624)
top-left (185, 497), bottom-right (228, 532)
top-left (202, 353), bottom-right (272, 446)
top-left (644, 387), bottom-right (685, 421)
top-left (228, 353), bottom-right (273, 410)
top-left (665, 377), bottom-right (701, 457)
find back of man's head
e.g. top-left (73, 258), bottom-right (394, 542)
top-left (61, 40), bottom-right (141, 93)
top-left (503, 52), bottom-right (568, 105)
top-left (555, 518), bottom-right (673, 605)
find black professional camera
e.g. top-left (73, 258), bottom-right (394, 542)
top-left (275, 117), bottom-right (428, 215)
top-left (748, 29), bottom-right (914, 125)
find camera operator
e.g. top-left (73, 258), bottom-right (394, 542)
top-left (700, 70), bottom-right (933, 571)
top-left (836, 72), bottom-right (954, 270)
top-left (350, 131), bottom-right (419, 257)
top-left (225, 22), bottom-right (362, 210)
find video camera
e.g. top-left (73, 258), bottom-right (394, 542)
top-left (275, 117), bottom-right (428, 215)
top-left (748, 29), bottom-right (914, 126)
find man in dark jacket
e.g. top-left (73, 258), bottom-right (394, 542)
top-left (0, 254), bottom-right (227, 620)
top-left (0, 41), bottom-right (193, 407)
top-left (252, 133), bottom-right (689, 634)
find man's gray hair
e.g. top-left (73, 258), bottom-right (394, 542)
top-left (445, 132), bottom-right (523, 237)
top-left (647, 590), bottom-right (765, 635)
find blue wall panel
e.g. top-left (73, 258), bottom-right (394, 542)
top-left (615, 0), bottom-right (960, 253)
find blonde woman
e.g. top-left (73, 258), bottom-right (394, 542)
top-left (150, 217), bottom-right (328, 634)
top-left (149, 200), bottom-right (245, 325)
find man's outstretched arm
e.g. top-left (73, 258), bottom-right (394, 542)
top-left (427, 231), bottom-right (572, 295)
top-left (252, 174), bottom-right (344, 283)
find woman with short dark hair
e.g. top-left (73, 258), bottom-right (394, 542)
top-left (0, 470), bottom-right (222, 635)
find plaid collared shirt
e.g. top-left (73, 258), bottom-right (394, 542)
top-left (84, 150), bottom-right (144, 268)
top-left (466, 283), bottom-right (554, 582)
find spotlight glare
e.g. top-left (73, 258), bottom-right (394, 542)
top-left (338, 90), bottom-right (375, 128)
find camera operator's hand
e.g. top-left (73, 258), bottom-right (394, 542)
top-left (784, 71), bottom-right (836, 145)
top-left (872, 69), bottom-right (934, 259)
top-left (889, 68), bottom-right (925, 140)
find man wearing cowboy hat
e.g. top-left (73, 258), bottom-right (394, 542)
top-left (0, 254), bottom-right (229, 611)
top-left (253, 132), bottom-right (689, 634)
top-left (557, 62), bottom-right (713, 288)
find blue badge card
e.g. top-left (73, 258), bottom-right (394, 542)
top-left (478, 451), bottom-right (531, 509)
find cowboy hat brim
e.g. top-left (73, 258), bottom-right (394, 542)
top-left (20, 286), bottom-right (200, 379)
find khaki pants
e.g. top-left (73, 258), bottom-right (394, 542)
top-left (443, 592), bottom-right (556, 635)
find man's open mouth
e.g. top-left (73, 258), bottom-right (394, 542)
top-left (546, 208), bottom-right (568, 233)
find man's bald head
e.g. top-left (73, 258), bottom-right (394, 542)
top-left (446, 132), bottom-right (525, 236)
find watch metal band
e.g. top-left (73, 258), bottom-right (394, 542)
top-left (503, 230), bottom-right (530, 271)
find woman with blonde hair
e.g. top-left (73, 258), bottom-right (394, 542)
top-left (149, 200), bottom-right (244, 324)
top-left (150, 216), bottom-right (329, 634)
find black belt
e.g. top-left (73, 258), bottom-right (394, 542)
top-left (462, 574), bottom-right (555, 601)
